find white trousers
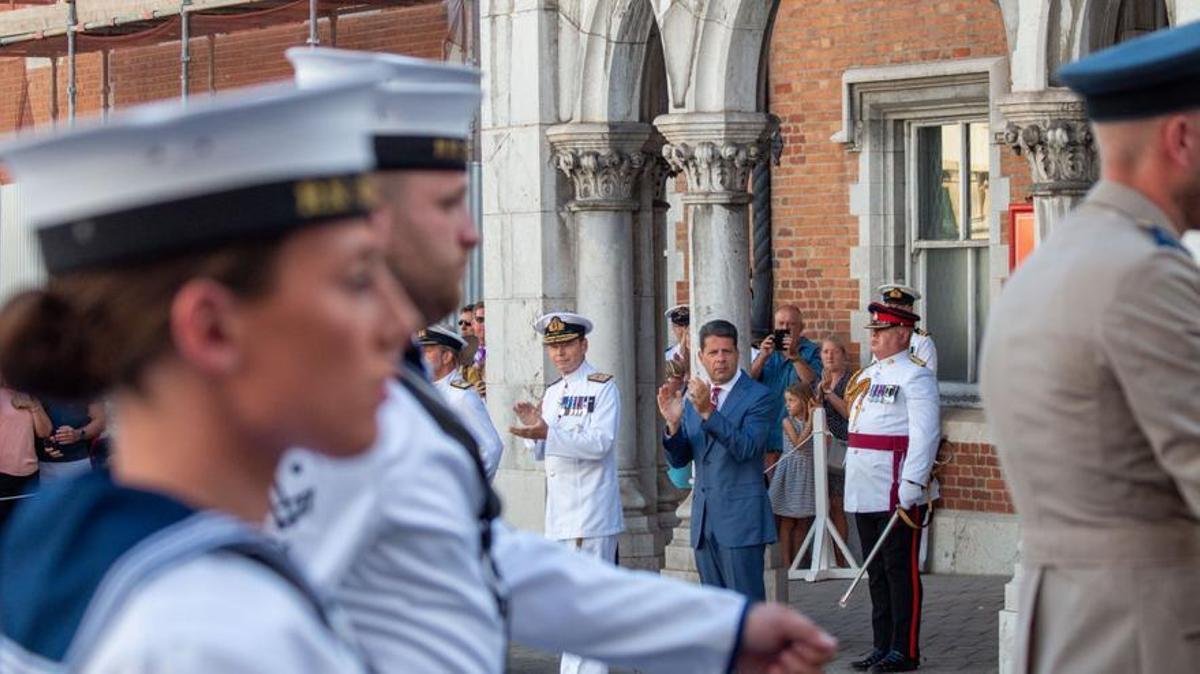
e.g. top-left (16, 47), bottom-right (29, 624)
top-left (558, 535), bottom-right (618, 674)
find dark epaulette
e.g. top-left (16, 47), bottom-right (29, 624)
top-left (588, 372), bottom-right (614, 383)
top-left (914, 327), bottom-right (928, 337)
top-left (450, 380), bottom-right (472, 390)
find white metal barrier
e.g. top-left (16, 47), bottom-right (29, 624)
top-left (788, 408), bottom-right (859, 581)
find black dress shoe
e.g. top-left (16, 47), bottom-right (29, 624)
top-left (870, 650), bottom-right (920, 672)
top-left (850, 649), bottom-right (888, 671)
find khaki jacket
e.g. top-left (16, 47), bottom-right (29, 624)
top-left (981, 181), bottom-right (1200, 674)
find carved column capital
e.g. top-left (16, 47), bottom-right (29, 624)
top-left (998, 91), bottom-right (1098, 198)
top-left (653, 112), bottom-right (772, 205)
top-left (546, 122), bottom-right (652, 211)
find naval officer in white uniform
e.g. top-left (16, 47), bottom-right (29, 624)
top-left (844, 302), bottom-right (940, 673)
top-left (273, 46), bottom-right (838, 674)
top-left (511, 311), bottom-right (623, 674)
top-left (419, 325), bottom-right (503, 480)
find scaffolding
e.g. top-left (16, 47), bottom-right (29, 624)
top-left (0, 0), bottom-right (429, 121)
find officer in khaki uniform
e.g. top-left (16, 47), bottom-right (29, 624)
top-left (981, 22), bottom-right (1200, 674)
top-left (510, 311), bottom-right (623, 674)
top-left (845, 303), bottom-right (940, 673)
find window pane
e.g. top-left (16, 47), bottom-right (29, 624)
top-left (925, 248), bottom-right (969, 382)
top-left (917, 125), bottom-right (961, 241)
top-left (973, 246), bottom-right (990, 383)
top-left (967, 122), bottom-right (990, 241)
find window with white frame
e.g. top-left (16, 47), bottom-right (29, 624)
top-left (837, 57), bottom-right (1009, 403)
top-left (909, 120), bottom-right (992, 385)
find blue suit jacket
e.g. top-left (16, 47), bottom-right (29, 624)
top-left (663, 371), bottom-right (777, 549)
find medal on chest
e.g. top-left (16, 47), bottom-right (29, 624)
top-left (866, 384), bottom-right (899, 404)
top-left (558, 395), bottom-right (596, 418)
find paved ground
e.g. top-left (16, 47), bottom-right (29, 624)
top-left (507, 574), bottom-right (1004, 673)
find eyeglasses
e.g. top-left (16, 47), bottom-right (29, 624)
top-left (474, 316), bottom-right (485, 323)
top-left (458, 320), bottom-right (473, 327)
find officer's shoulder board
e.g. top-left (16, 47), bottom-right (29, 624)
top-left (587, 372), bottom-right (614, 384)
top-left (914, 327), bottom-right (929, 337)
top-left (450, 380), bottom-right (473, 390)
top-left (909, 354), bottom-right (927, 367)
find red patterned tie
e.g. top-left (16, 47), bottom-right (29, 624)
top-left (711, 386), bottom-right (722, 409)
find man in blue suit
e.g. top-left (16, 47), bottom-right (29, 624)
top-left (658, 319), bottom-right (777, 600)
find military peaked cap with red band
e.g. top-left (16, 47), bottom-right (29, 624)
top-left (866, 302), bottom-right (921, 330)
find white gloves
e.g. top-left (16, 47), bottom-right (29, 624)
top-left (898, 480), bottom-right (924, 509)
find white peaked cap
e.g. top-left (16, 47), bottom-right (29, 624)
top-left (0, 76), bottom-right (383, 275)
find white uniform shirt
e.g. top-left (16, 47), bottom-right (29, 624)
top-left (909, 329), bottom-right (938, 375)
top-left (844, 353), bottom-right (941, 513)
top-left (84, 553), bottom-right (366, 674)
top-left (273, 380), bottom-right (745, 673)
top-left (526, 360), bottom-right (624, 541)
top-left (434, 371), bottom-right (503, 480)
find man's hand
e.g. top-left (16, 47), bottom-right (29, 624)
top-left (898, 480), bottom-right (924, 509)
top-left (687, 377), bottom-right (713, 420)
top-left (656, 383), bottom-right (684, 433)
top-left (735, 602), bottom-right (838, 674)
top-left (509, 401), bottom-right (548, 440)
top-left (759, 335), bottom-right (776, 357)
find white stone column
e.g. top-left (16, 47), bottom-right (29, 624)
top-left (482, 0), bottom-right (572, 532)
top-left (996, 89), bottom-right (1097, 673)
top-left (547, 122), bottom-right (659, 570)
top-left (654, 111), bottom-right (787, 600)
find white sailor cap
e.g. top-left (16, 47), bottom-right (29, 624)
top-left (877, 283), bottom-right (922, 304)
top-left (286, 47), bottom-right (481, 171)
top-left (417, 324), bottom-right (467, 352)
top-left (664, 304), bottom-right (690, 326)
top-left (534, 312), bottom-right (593, 345)
top-left (0, 78), bottom-right (381, 276)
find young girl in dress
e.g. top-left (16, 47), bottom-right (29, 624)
top-left (769, 381), bottom-right (818, 568)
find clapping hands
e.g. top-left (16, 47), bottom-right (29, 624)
top-left (509, 401), bottom-right (548, 440)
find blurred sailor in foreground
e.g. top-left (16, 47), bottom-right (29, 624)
top-left (982, 20), bottom-right (1200, 674)
top-left (0, 76), bottom-right (409, 672)
top-left (271, 47), bottom-right (838, 674)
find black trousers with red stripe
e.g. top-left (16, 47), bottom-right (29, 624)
top-left (855, 506), bottom-right (926, 660)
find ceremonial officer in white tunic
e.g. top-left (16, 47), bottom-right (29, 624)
top-left (274, 47), bottom-right (838, 674)
top-left (419, 325), bottom-right (503, 480)
top-left (876, 284), bottom-right (937, 374)
top-left (982, 21), bottom-right (1200, 674)
top-left (511, 311), bottom-right (623, 674)
top-left (845, 303), bottom-right (940, 673)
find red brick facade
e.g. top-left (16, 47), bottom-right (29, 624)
top-left (0, 2), bottom-right (447, 133)
top-left (766, 0), bottom-right (1024, 515)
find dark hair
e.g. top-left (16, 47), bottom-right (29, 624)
top-left (461, 303), bottom-right (476, 313)
top-left (698, 319), bottom-right (738, 352)
top-left (0, 240), bottom-right (282, 401)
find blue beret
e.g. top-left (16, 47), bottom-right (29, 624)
top-left (1057, 21), bottom-right (1200, 122)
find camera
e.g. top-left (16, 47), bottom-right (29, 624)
top-left (773, 329), bottom-right (788, 346)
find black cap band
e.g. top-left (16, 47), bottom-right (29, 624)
top-left (38, 173), bottom-right (374, 275)
top-left (1082, 76), bottom-right (1200, 121)
top-left (417, 329), bottom-right (465, 352)
top-left (373, 134), bottom-right (469, 171)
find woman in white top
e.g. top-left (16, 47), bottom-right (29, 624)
top-left (0, 78), bottom-right (412, 673)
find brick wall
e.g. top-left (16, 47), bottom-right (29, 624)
top-left (0, 2), bottom-right (448, 132)
top-left (937, 441), bottom-right (1013, 514)
top-left (767, 0), bottom-right (1025, 514)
